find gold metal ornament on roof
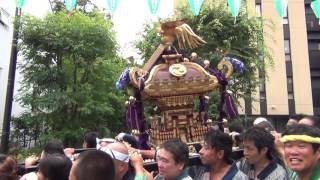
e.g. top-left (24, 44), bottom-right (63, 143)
top-left (169, 64), bottom-right (187, 77)
top-left (159, 19), bottom-right (206, 49)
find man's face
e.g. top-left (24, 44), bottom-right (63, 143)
top-left (243, 140), bottom-right (267, 165)
top-left (284, 141), bottom-right (320, 173)
top-left (199, 143), bottom-right (220, 165)
top-left (158, 148), bottom-right (184, 179)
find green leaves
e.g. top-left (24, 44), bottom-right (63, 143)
top-left (15, 11), bottom-right (127, 147)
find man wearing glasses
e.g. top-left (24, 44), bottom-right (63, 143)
top-left (155, 139), bottom-right (192, 180)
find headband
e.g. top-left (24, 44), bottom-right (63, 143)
top-left (101, 147), bottom-right (129, 163)
top-left (96, 138), bottom-right (116, 149)
top-left (281, 135), bottom-right (320, 144)
top-left (253, 117), bottom-right (268, 125)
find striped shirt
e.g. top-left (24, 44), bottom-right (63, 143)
top-left (236, 159), bottom-right (288, 180)
top-left (188, 163), bottom-right (249, 180)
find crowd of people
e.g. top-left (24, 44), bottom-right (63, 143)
top-left (0, 114), bottom-right (319, 180)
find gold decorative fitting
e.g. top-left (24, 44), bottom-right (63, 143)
top-left (217, 59), bottom-right (233, 79)
top-left (204, 60), bottom-right (210, 67)
top-left (159, 20), bottom-right (206, 49)
top-left (169, 64), bottom-right (187, 77)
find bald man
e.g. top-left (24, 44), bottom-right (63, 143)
top-left (299, 115), bottom-right (317, 126)
top-left (101, 142), bottom-right (130, 180)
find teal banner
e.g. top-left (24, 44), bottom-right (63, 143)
top-left (227, 0), bottom-right (241, 17)
top-left (147, 0), bottom-right (160, 15)
top-left (65, 0), bottom-right (77, 11)
top-left (106, 0), bottom-right (119, 12)
top-left (17, 0), bottom-right (26, 8)
top-left (311, 0), bottom-right (320, 18)
top-left (188, 0), bottom-right (204, 16)
top-left (274, 0), bottom-right (288, 17)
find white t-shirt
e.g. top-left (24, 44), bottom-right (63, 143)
top-left (19, 172), bottom-right (38, 180)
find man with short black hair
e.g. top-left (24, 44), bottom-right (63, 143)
top-left (237, 127), bottom-right (288, 179)
top-left (299, 115), bottom-right (318, 127)
top-left (155, 139), bottom-right (192, 180)
top-left (189, 130), bottom-right (247, 179)
top-left (287, 114), bottom-right (305, 126)
top-left (21, 139), bottom-right (66, 180)
top-left (41, 139), bottom-right (64, 158)
top-left (69, 150), bottom-right (115, 180)
top-left (282, 124), bottom-right (320, 180)
top-left (83, 132), bottom-right (98, 148)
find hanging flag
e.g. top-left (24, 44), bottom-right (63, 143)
top-left (274, 0), bottom-right (288, 17)
top-left (227, 0), bottom-right (241, 17)
top-left (16, 0), bottom-right (26, 8)
top-left (147, 0), bottom-right (160, 15)
top-left (106, 0), bottom-right (119, 13)
top-left (311, 0), bottom-right (320, 18)
top-left (65, 0), bottom-right (77, 12)
top-left (188, 0), bottom-right (204, 16)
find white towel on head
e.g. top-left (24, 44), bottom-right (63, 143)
top-left (253, 117), bottom-right (268, 125)
top-left (96, 138), bottom-right (116, 149)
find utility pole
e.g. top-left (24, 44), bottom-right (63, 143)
top-left (0, 7), bottom-right (21, 153)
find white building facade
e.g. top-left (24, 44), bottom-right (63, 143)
top-left (0, 1), bottom-right (16, 136)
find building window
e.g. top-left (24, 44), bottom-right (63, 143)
top-left (285, 54), bottom-right (291, 61)
top-left (283, 9), bottom-right (288, 24)
top-left (309, 42), bottom-right (320, 51)
top-left (311, 78), bottom-right (320, 107)
top-left (310, 20), bottom-right (314, 28)
top-left (256, 4), bottom-right (262, 17)
top-left (284, 40), bottom-right (291, 54)
top-left (288, 93), bottom-right (294, 99)
top-left (287, 77), bottom-right (293, 92)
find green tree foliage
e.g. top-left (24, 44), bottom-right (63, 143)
top-left (135, 2), bottom-right (273, 119)
top-left (15, 11), bottom-right (126, 147)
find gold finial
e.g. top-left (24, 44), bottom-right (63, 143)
top-left (190, 52), bottom-right (198, 61)
top-left (204, 60), bottom-right (210, 68)
top-left (159, 20), bottom-right (206, 49)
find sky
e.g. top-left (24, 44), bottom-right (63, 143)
top-left (10, 0), bottom-right (174, 116)
top-left (22, 0), bottom-right (174, 59)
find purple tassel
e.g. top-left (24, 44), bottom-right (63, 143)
top-left (199, 96), bottom-right (208, 123)
top-left (225, 93), bottom-right (238, 118)
top-left (138, 132), bottom-right (150, 150)
top-left (205, 66), bottom-right (238, 131)
top-left (138, 77), bottom-right (145, 91)
top-left (126, 102), bottom-right (139, 130)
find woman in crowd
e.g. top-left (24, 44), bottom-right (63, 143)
top-left (37, 154), bottom-right (72, 180)
top-left (0, 154), bottom-right (18, 180)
